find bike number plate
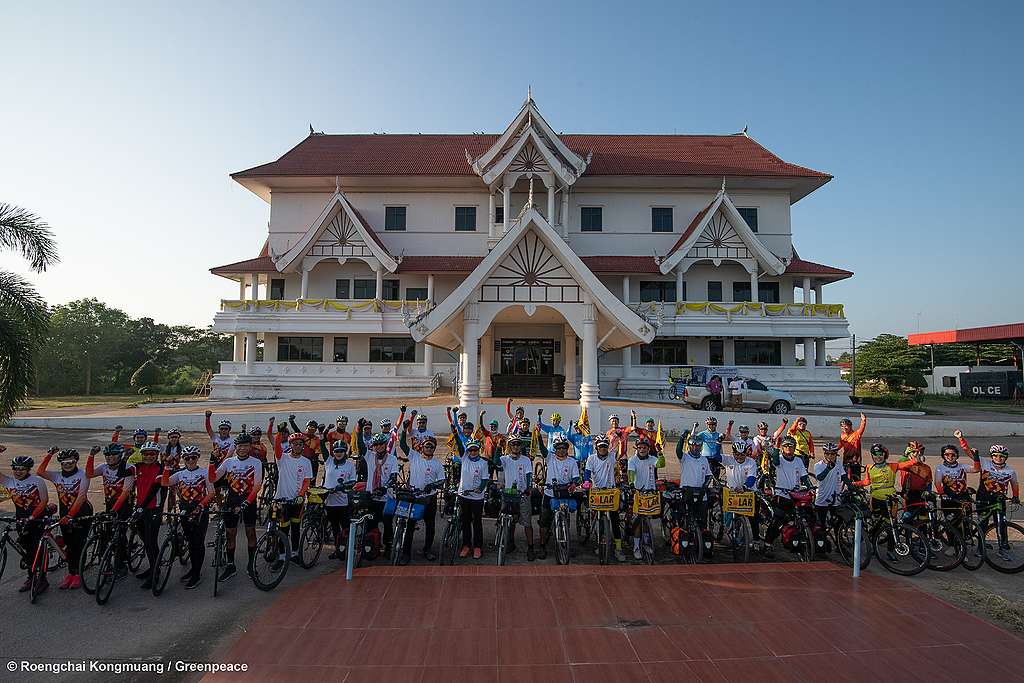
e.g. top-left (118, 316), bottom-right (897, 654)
top-left (633, 491), bottom-right (661, 517)
top-left (722, 490), bottom-right (756, 517)
top-left (589, 488), bottom-right (620, 512)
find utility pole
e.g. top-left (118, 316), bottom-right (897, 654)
top-left (851, 334), bottom-right (857, 399)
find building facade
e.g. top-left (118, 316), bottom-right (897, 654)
top-left (211, 97), bottom-right (853, 421)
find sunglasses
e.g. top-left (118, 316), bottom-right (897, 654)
top-left (11, 467), bottom-right (29, 472)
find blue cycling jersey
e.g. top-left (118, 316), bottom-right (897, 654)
top-left (696, 430), bottom-right (723, 461)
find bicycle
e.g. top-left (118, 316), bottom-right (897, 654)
top-left (347, 485), bottom-right (374, 568)
top-left (823, 489), bottom-right (873, 571)
top-left (575, 467), bottom-right (593, 546)
top-left (249, 498), bottom-right (292, 591)
top-left (902, 492), bottom-right (965, 572)
top-left (975, 494), bottom-right (1024, 574)
top-left (868, 494), bottom-right (930, 576)
top-left (627, 485), bottom-right (660, 565)
top-left (297, 486), bottom-right (331, 569)
top-left (776, 488), bottom-right (818, 563)
top-left (587, 485), bottom-right (620, 565)
top-left (78, 511), bottom-right (144, 595)
top-left (439, 487), bottom-right (463, 565)
top-left (938, 491), bottom-right (984, 571)
top-left (661, 483), bottom-right (705, 564)
top-left (0, 515), bottom-right (61, 587)
top-left (718, 488), bottom-right (755, 563)
top-left (208, 504), bottom-right (239, 598)
top-left (494, 486), bottom-right (526, 566)
top-left (389, 482), bottom-right (440, 566)
top-left (95, 510), bottom-right (144, 606)
top-left (27, 516), bottom-right (75, 604)
top-left (258, 461), bottom-right (279, 525)
top-left (550, 483), bottom-right (577, 565)
top-left (152, 510), bottom-right (194, 596)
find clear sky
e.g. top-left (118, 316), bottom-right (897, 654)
top-left (3, 0), bottom-right (1022, 351)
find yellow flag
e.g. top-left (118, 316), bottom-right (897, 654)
top-left (655, 420), bottom-right (664, 450)
top-left (578, 407), bottom-right (591, 436)
top-left (445, 432), bottom-right (458, 458)
top-left (529, 427), bottom-right (540, 458)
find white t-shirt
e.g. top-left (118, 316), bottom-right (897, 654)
top-left (322, 458), bottom-right (357, 506)
top-left (407, 451), bottom-right (446, 490)
top-left (584, 454), bottom-right (617, 489)
top-left (276, 454), bottom-right (312, 500)
top-left (775, 456), bottom-right (808, 497)
top-left (458, 456), bottom-right (489, 500)
top-left (499, 454), bottom-right (533, 491)
top-left (721, 454), bottom-right (758, 491)
top-left (362, 452), bottom-right (401, 495)
top-left (544, 455), bottom-right (578, 497)
top-left (679, 454), bottom-right (712, 488)
top-left (167, 467), bottom-right (212, 508)
top-left (812, 460), bottom-right (845, 507)
top-left (628, 455), bottom-right (659, 491)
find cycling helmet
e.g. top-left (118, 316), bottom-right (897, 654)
top-left (166, 428), bottom-right (181, 437)
top-left (305, 420), bottom-right (318, 429)
top-left (706, 416), bottom-right (718, 424)
top-left (780, 436), bottom-right (797, 449)
top-left (379, 419), bottom-right (392, 428)
top-left (57, 448), bottom-right (80, 462)
top-left (822, 442), bottom-right (840, 454)
top-left (462, 422), bottom-right (474, 431)
top-left (181, 445), bottom-right (202, 457)
top-left (594, 436), bottom-right (610, 448)
top-left (757, 421), bottom-right (769, 430)
top-left (687, 433), bottom-right (702, 448)
top-left (465, 439), bottom-right (482, 451)
top-left (102, 444), bottom-right (124, 457)
top-left (869, 443), bottom-right (889, 460)
top-left (738, 425), bottom-right (750, 434)
top-left (420, 436), bottom-right (437, 447)
top-left (686, 435), bottom-right (703, 457)
top-left (370, 433), bottom-right (389, 447)
top-left (250, 427), bottom-right (262, 438)
top-left (552, 436), bottom-right (570, 449)
top-left (287, 432), bottom-right (307, 444)
top-left (337, 416), bottom-right (348, 423)
top-left (234, 432), bottom-right (253, 445)
top-left (11, 456), bottom-right (34, 469)
top-left (607, 414), bottom-right (620, 422)
top-left (733, 441), bottom-right (750, 454)
top-left (636, 437), bottom-right (653, 449)
top-left (415, 414), bottom-right (427, 422)
top-left (217, 420), bottom-right (231, 430)
top-left (940, 444), bottom-right (959, 462)
top-left (990, 444), bottom-right (1009, 458)
top-left (133, 428), bottom-right (147, 438)
top-left (331, 441), bottom-right (349, 454)
top-left (489, 419), bottom-right (499, 428)
top-left (140, 441), bottom-right (161, 453)
top-left (550, 412), bottom-right (562, 421)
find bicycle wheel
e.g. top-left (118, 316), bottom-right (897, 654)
top-left (495, 516), bottom-right (509, 567)
top-left (390, 518), bottom-right (408, 567)
top-left (0, 541), bottom-right (6, 585)
top-left (597, 514), bottom-right (612, 565)
top-left (797, 521), bottom-right (815, 563)
top-left (961, 518), bottom-right (984, 571)
top-left (834, 520), bottom-right (872, 570)
top-left (178, 529), bottom-right (191, 568)
top-left (299, 521), bottom-right (325, 569)
top-left (729, 516), bottom-right (753, 563)
top-left (708, 497), bottom-right (724, 544)
top-left (922, 519), bottom-right (964, 572)
top-left (152, 534), bottom-right (177, 597)
top-left (683, 519), bottom-right (704, 565)
top-left (440, 511), bottom-right (460, 566)
top-left (126, 526), bottom-right (145, 573)
top-left (576, 502), bottom-right (592, 545)
top-left (351, 522), bottom-right (365, 569)
top-left (211, 532), bottom-right (225, 598)
top-left (250, 528), bottom-right (290, 591)
top-left (95, 541), bottom-right (120, 606)
top-left (640, 518), bottom-right (655, 565)
top-left (982, 520), bottom-right (1024, 574)
top-left (30, 541), bottom-right (49, 604)
top-left (873, 522), bottom-right (929, 576)
top-left (554, 511), bottom-right (571, 565)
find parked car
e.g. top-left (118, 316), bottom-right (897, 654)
top-left (680, 378), bottom-right (794, 414)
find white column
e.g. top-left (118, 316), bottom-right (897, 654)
top-left (233, 333), bottom-right (243, 362)
top-left (426, 274), bottom-right (435, 304)
top-left (748, 268), bottom-right (758, 303)
top-left (502, 185), bottom-right (511, 232)
top-left (459, 303), bottom-right (480, 419)
top-left (488, 192), bottom-right (496, 238)
top-left (676, 268), bottom-right (685, 304)
top-left (249, 273), bottom-right (259, 300)
top-left (816, 339), bottom-right (827, 367)
top-left (375, 266), bottom-right (383, 300)
top-left (813, 284), bottom-right (823, 304)
top-left (622, 276), bottom-right (631, 305)
top-left (563, 325), bottom-right (577, 400)
top-left (300, 269), bottom-right (310, 298)
top-left (560, 189), bottom-right (569, 237)
top-left (579, 301), bottom-right (600, 425)
top-left (622, 345), bottom-right (632, 378)
top-left (238, 278), bottom-right (246, 300)
top-left (423, 343), bottom-right (434, 380)
top-left (802, 277), bottom-right (811, 304)
top-left (547, 184), bottom-right (555, 224)
top-left (479, 330), bottom-right (493, 398)
top-left (804, 337), bottom-right (816, 377)
top-left (244, 332), bottom-right (257, 374)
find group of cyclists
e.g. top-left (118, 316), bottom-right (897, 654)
top-left (1, 399), bottom-right (1021, 602)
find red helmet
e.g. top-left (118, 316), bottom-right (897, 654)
top-left (287, 432), bottom-right (307, 444)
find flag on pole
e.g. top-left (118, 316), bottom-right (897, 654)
top-left (529, 426), bottom-right (541, 459)
top-left (578, 407), bottom-right (591, 436)
top-left (655, 420), bottom-right (664, 451)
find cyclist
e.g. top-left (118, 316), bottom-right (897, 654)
top-left (933, 442), bottom-right (970, 503)
top-left (326, 416), bottom-right (352, 452)
top-left (761, 437), bottom-right (813, 558)
top-left (408, 413), bottom-right (434, 451)
top-left (674, 432), bottom-right (714, 552)
top-left (206, 434), bottom-right (263, 582)
top-left (725, 423), bottom-right (754, 455)
top-left (694, 416), bottom-right (726, 478)
top-left (538, 411), bottom-right (569, 446)
top-left (398, 414), bottom-right (446, 561)
top-left (838, 414), bottom-right (868, 480)
top-left (288, 416), bottom-right (324, 484)
top-left (356, 417), bottom-right (374, 452)
top-left (631, 415), bottom-right (664, 458)
top-left (496, 433), bottom-right (537, 561)
top-left (356, 431), bottom-right (400, 558)
top-left (583, 435), bottom-right (624, 561)
top-left (1, 455), bottom-right (49, 592)
top-left (112, 441), bottom-right (164, 590)
top-left (536, 433), bottom-right (579, 561)
top-left (118, 427), bottom-right (159, 466)
top-left (626, 437), bottom-right (665, 559)
top-left (852, 443), bottom-right (917, 516)
top-left (87, 444), bottom-right (136, 515)
top-left (505, 397), bottom-right (527, 436)
top-left (723, 441), bottom-right (759, 492)
top-left (248, 427), bottom-right (268, 464)
top-left (606, 413), bottom-right (635, 463)
top-left (787, 416), bottom-right (815, 466)
top-left (274, 429), bottom-right (312, 566)
top-left (811, 442), bottom-right (851, 536)
top-left (36, 448), bottom-right (93, 590)
top-left (320, 441), bottom-right (357, 559)
top-left (478, 412), bottom-right (509, 471)
top-left (899, 441), bottom-right (933, 520)
top-left (204, 411), bottom-right (235, 453)
top-left (451, 430), bottom-right (489, 559)
top-left (567, 418), bottom-right (594, 467)
top-left (957, 433), bottom-right (1020, 505)
top-left (159, 445), bottom-right (214, 588)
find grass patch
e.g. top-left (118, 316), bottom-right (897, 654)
top-left (939, 580), bottom-right (1024, 632)
top-left (921, 395), bottom-right (1024, 416)
top-left (22, 394), bottom-right (192, 410)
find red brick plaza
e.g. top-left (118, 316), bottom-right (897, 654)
top-left (207, 563), bottom-right (1022, 683)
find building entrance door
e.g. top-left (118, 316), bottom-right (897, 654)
top-left (493, 338), bottom-right (564, 397)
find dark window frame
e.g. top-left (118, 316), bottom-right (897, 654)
top-left (707, 281), bottom-right (723, 302)
top-left (335, 279), bottom-right (350, 300)
top-left (269, 278), bottom-right (286, 300)
top-left (651, 207), bottom-right (673, 233)
top-left (734, 340), bottom-right (782, 366)
top-left (757, 282), bottom-right (780, 304)
top-left (381, 279), bottom-right (400, 300)
top-left (733, 281), bottom-right (752, 302)
top-left (737, 207), bottom-right (758, 233)
top-left (332, 337), bottom-right (348, 363)
top-left (639, 280), bottom-right (677, 303)
top-left (640, 339), bottom-right (687, 365)
top-left (277, 336), bottom-right (324, 362)
top-left (405, 287), bottom-right (428, 301)
top-left (709, 339), bottom-right (725, 366)
top-left (495, 205), bottom-right (504, 224)
top-left (384, 206), bottom-right (407, 231)
top-left (369, 337), bottom-right (417, 362)
top-left (580, 206), bottom-right (603, 232)
top-left (353, 279), bottom-right (376, 299)
top-left (454, 206), bottom-right (477, 231)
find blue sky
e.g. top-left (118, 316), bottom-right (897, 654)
top-left (2, 0), bottom-right (1021, 351)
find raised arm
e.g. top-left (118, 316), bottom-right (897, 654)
top-left (267, 416), bottom-right (275, 439)
top-left (505, 398), bottom-right (514, 421)
top-left (724, 420), bottom-right (734, 442)
top-left (773, 419), bottom-right (789, 445)
top-left (854, 414), bottom-right (867, 440)
top-left (479, 411), bottom-right (492, 438)
top-left (288, 414), bottom-right (300, 434)
top-left (205, 410), bottom-right (214, 439)
top-left (111, 425), bottom-right (122, 444)
top-left (35, 448), bottom-right (57, 481)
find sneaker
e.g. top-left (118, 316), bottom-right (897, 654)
top-left (58, 575), bottom-right (74, 590)
top-left (614, 549), bottom-right (627, 563)
top-left (459, 545), bottom-right (471, 558)
top-left (527, 546), bottom-right (536, 562)
top-left (633, 547), bottom-right (642, 560)
top-left (473, 548), bottom-right (482, 560)
top-left (19, 577), bottom-right (33, 593)
top-left (184, 576), bottom-right (202, 590)
top-left (536, 546), bottom-right (547, 560)
top-left (217, 564), bottom-right (237, 582)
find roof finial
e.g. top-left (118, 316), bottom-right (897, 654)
top-left (528, 84), bottom-right (532, 101)
top-left (335, 176), bottom-right (341, 194)
top-left (527, 176), bottom-right (535, 208)
top-left (742, 124), bottom-right (749, 136)
top-left (720, 177), bottom-right (727, 194)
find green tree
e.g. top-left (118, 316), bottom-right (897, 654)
top-left (130, 359), bottom-right (161, 392)
top-left (855, 334), bottom-right (928, 392)
top-left (0, 203), bottom-right (58, 421)
top-left (38, 299), bottom-right (130, 395)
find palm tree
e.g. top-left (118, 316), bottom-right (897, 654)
top-left (0, 203), bottom-right (58, 422)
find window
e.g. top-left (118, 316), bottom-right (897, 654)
top-left (405, 287), bottom-right (428, 301)
top-left (707, 281), bottom-right (723, 302)
top-left (335, 279), bottom-right (350, 299)
top-left (758, 282), bottom-right (780, 304)
top-left (639, 281), bottom-right (677, 302)
top-left (640, 339), bottom-right (687, 365)
top-left (495, 206), bottom-right (504, 224)
top-left (269, 278), bottom-right (285, 300)
top-left (733, 282), bottom-right (752, 302)
top-left (384, 206), bottom-right (406, 231)
top-left (735, 340), bottom-right (781, 366)
top-left (737, 207), bottom-right (758, 232)
top-left (941, 376), bottom-right (957, 388)
top-left (277, 336), bottom-right (324, 362)
top-left (580, 206), bottom-right (603, 232)
top-left (353, 279), bottom-right (376, 299)
top-left (370, 337), bottom-right (416, 362)
top-left (332, 337), bottom-right (348, 363)
top-left (381, 279), bottom-right (400, 300)
top-left (651, 207), bottom-right (673, 232)
top-left (709, 339), bottom-right (724, 366)
top-left (747, 379), bottom-right (768, 391)
top-left (455, 206), bottom-right (477, 231)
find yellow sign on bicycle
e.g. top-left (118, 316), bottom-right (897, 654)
top-left (588, 487), bottom-right (620, 512)
top-left (633, 491), bottom-right (662, 516)
top-left (722, 489), bottom-right (756, 517)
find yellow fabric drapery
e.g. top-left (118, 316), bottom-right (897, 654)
top-left (219, 298), bottom-right (431, 315)
top-left (672, 301), bottom-right (844, 318)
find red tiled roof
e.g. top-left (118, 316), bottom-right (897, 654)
top-left (581, 256), bottom-right (661, 273)
top-left (666, 197), bottom-right (716, 256)
top-left (397, 255), bottom-right (661, 273)
top-left (210, 256), bottom-right (278, 275)
top-left (784, 257), bottom-right (853, 279)
top-left (909, 323), bottom-right (1024, 346)
top-left (232, 134), bottom-right (830, 179)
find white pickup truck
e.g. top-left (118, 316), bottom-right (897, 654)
top-left (678, 379), bottom-right (794, 414)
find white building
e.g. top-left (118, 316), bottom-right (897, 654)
top-left (210, 97), bottom-right (853, 420)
